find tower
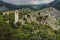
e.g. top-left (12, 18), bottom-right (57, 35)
top-left (15, 10), bottom-right (19, 23)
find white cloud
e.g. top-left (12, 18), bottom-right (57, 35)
top-left (42, 0), bottom-right (54, 3)
top-left (3, 0), bottom-right (54, 5)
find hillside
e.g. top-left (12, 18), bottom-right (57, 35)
top-left (2, 7), bottom-right (60, 30)
top-left (0, 6), bottom-right (60, 40)
top-left (27, 7), bottom-right (60, 30)
top-left (47, 0), bottom-right (60, 10)
top-left (0, 7), bottom-right (60, 40)
top-left (52, 2), bottom-right (60, 10)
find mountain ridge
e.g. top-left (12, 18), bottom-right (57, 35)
top-left (47, 0), bottom-right (60, 10)
top-left (0, 1), bottom-right (47, 11)
top-left (0, 0), bottom-right (60, 11)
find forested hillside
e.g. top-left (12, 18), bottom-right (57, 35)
top-left (0, 7), bottom-right (60, 40)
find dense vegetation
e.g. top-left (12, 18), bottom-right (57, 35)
top-left (0, 21), bottom-right (60, 40)
top-left (0, 8), bottom-right (60, 40)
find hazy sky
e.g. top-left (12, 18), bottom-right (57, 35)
top-left (3, 0), bottom-right (54, 5)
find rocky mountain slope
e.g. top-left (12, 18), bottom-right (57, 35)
top-left (3, 7), bottom-right (60, 30)
top-left (47, 0), bottom-right (60, 10)
top-left (29, 7), bottom-right (60, 30)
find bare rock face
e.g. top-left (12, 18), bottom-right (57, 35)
top-left (45, 7), bottom-right (60, 20)
top-left (26, 7), bottom-right (60, 30)
top-left (38, 7), bottom-right (60, 30)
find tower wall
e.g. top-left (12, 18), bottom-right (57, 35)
top-left (15, 10), bottom-right (19, 23)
